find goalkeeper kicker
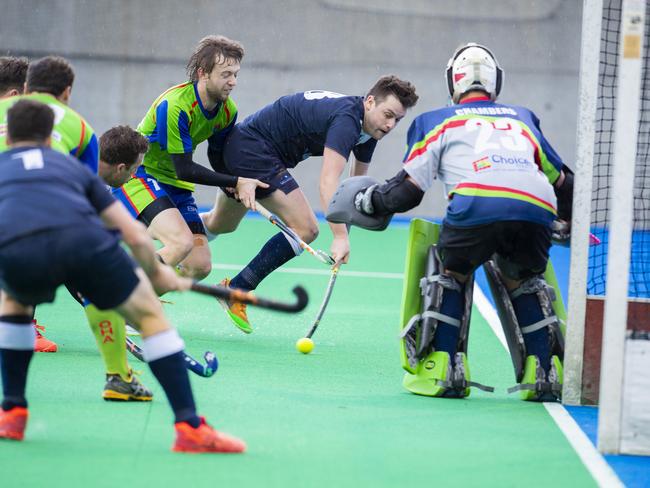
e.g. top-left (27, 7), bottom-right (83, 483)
top-left (327, 42), bottom-right (573, 402)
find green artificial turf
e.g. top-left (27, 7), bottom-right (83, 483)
top-left (0, 218), bottom-right (596, 487)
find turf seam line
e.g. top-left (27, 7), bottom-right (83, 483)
top-left (473, 283), bottom-right (624, 488)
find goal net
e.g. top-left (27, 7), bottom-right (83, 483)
top-left (565, 0), bottom-right (650, 455)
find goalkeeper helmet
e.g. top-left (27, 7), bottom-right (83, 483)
top-left (446, 43), bottom-right (503, 103)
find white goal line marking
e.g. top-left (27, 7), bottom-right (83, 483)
top-left (473, 284), bottom-right (623, 488)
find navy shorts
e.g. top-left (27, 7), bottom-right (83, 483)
top-left (0, 225), bottom-right (140, 310)
top-left (113, 166), bottom-right (206, 235)
top-left (437, 220), bottom-right (552, 280)
top-left (221, 125), bottom-right (300, 199)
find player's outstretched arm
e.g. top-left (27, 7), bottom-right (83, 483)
top-left (171, 153), bottom-right (267, 209)
top-left (320, 148), bottom-right (350, 263)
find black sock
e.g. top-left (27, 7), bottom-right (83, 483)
top-left (0, 315), bottom-right (34, 411)
top-left (1, 349), bottom-right (33, 411)
top-left (231, 232), bottom-right (297, 291)
top-left (148, 351), bottom-right (200, 427)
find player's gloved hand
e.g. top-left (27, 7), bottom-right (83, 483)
top-left (551, 219), bottom-right (571, 247)
top-left (235, 177), bottom-right (269, 211)
top-left (330, 235), bottom-right (350, 264)
top-left (354, 184), bottom-right (378, 215)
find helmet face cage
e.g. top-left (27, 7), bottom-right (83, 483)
top-left (445, 43), bottom-right (503, 103)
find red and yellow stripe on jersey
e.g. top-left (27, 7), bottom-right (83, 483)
top-left (137, 82), bottom-right (237, 191)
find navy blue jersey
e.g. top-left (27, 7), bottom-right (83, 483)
top-left (241, 91), bottom-right (377, 167)
top-left (0, 146), bottom-right (115, 247)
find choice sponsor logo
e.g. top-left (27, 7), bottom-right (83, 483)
top-left (472, 156), bottom-right (492, 172)
top-left (490, 154), bottom-right (531, 166)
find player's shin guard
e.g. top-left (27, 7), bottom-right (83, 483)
top-left (0, 316), bottom-right (35, 411)
top-left (85, 304), bottom-right (130, 381)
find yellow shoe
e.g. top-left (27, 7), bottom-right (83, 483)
top-left (218, 279), bottom-right (253, 334)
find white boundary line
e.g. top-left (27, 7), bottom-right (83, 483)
top-left (212, 263), bottom-right (403, 280)
top-left (472, 283), bottom-right (623, 487)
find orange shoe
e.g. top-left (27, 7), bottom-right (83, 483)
top-left (33, 321), bottom-right (58, 353)
top-left (0, 406), bottom-right (28, 441)
top-left (173, 417), bottom-right (246, 453)
top-left (218, 279), bottom-right (252, 334)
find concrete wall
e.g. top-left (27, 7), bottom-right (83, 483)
top-left (1, 0), bottom-right (582, 217)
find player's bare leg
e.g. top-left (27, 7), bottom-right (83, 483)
top-left (147, 208), bottom-right (211, 280)
top-left (262, 188), bottom-right (319, 243)
top-left (200, 188), bottom-right (248, 238)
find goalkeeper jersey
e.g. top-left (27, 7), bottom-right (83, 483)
top-left (137, 82), bottom-right (237, 191)
top-left (403, 95), bottom-right (562, 227)
top-left (0, 93), bottom-right (99, 173)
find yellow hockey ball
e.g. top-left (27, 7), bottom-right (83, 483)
top-left (296, 337), bottom-right (314, 354)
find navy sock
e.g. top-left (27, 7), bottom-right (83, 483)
top-left (511, 293), bottom-right (550, 372)
top-left (231, 232), bottom-right (297, 291)
top-left (433, 287), bottom-right (463, 365)
top-left (0, 315), bottom-right (35, 411)
top-left (148, 351), bottom-right (200, 427)
top-left (1, 349), bottom-right (33, 411)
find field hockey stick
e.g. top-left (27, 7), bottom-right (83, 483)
top-left (190, 282), bottom-right (308, 313)
top-left (256, 203), bottom-right (335, 266)
top-left (126, 337), bottom-right (218, 378)
top-left (304, 262), bottom-right (341, 339)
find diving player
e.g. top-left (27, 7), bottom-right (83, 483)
top-left (200, 75), bottom-right (419, 333)
top-left (327, 43), bottom-right (573, 401)
top-left (114, 35), bottom-right (267, 280)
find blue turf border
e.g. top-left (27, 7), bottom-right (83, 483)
top-left (565, 406), bottom-right (650, 488)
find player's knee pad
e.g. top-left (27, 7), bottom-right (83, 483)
top-left (401, 245), bottom-right (472, 369)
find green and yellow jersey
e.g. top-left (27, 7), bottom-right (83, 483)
top-left (0, 93), bottom-right (99, 173)
top-left (138, 82), bottom-right (237, 191)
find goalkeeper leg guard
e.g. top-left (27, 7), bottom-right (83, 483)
top-left (402, 350), bottom-right (453, 397)
top-left (403, 351), bottom-right (494, 397)
top-left (509, 355), bottom-right (562, 402)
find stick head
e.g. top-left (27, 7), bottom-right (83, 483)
top-left (202, 352), bottom-right (219, 377)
